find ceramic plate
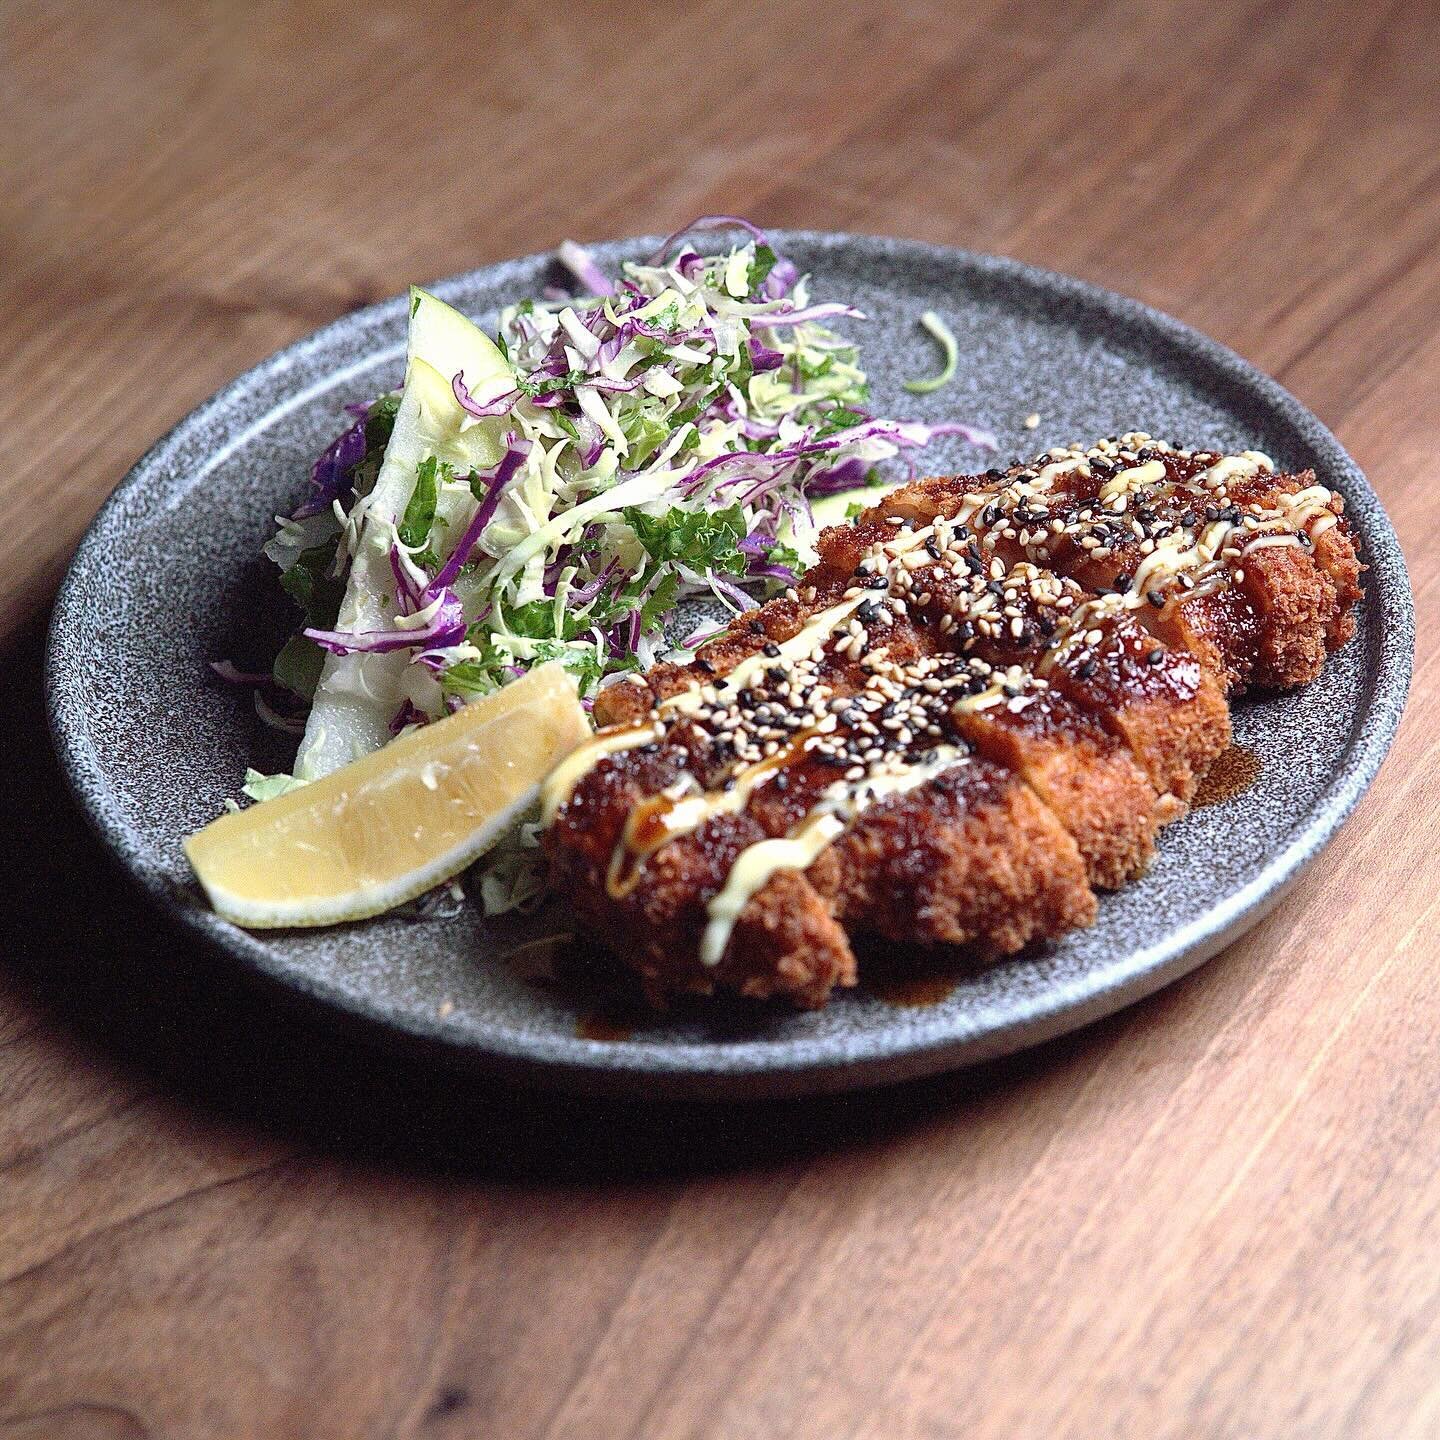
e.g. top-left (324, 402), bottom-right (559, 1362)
top-left (47, 232), bottom-right (1413, 1099)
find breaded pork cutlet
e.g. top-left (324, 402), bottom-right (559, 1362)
top-left (872, 433), bottom-right (1362, 694)
top-left (543, 437), bottom-right (1363, 1008)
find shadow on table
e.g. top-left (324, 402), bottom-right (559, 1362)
top-left (3, 609), bottom-right (1127, 1186)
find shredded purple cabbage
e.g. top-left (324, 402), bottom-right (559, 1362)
top-left (453, 371), bottom-right (519, 419)
top-left (294, 413), bottom-right (367, 519)
top-left (427, 437), bottom-right (531, 596)
top-left (556, 240), bottom-right (616, 298)
top-left (305, 587), bottom-right (467, 657)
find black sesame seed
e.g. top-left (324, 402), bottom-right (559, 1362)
top-left (762, 642), bottom-right (780, 658)
top-left (1076, 659), bottom-right (1097, 679)
top-left (1146, 649), bottom-right (1165, 666)
top-left (864, 574), bottom-right (888, 590)
top-left (695, 657), bottom-right (714, 674)
top-left (1146, 589), bottom-right (1166, 608)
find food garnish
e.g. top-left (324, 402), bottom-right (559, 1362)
top-left (187, 663), bottom-right (588, 928)
top-left (904, 311), bottom-right (960, 395)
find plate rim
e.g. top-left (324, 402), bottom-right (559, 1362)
top-left (46, 230), bottom-right (1416, 1099)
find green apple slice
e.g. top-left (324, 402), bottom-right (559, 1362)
top-left (295, 289), bottom-right (513, 780)
top-left (778, 479), bottom-right (906, 567)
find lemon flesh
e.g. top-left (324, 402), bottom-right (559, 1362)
top-left (188, 663), bottom-right (590, 929)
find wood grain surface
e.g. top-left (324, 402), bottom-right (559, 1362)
top-left (2, 1), bottom-right (1437, 1435)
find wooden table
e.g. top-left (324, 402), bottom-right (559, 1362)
top-left (3, 2), bottom-right (1436, 1435)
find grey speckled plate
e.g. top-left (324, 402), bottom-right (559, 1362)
top-left (47, 232), bottom-right (1413, 1100)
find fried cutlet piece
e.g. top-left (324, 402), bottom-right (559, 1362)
top-left (545, 732), bottom-right (859, 1006)
top-left (864, 435), bottom-right (1363, 694)
top-left (950, 689), bottom-right (1161, 889)
top-left (819, 759), bottom-right (1095, 949)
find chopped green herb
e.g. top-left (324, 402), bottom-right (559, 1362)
top-left (398, 456), bottom-right (440, 549)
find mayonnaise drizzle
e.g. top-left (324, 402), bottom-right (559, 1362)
top-left (657, 594), bottom-right (866, 719)
top-left (699, 747), bottom-right (966, 966)
top-left (1098, 458), bottom-right (1166, 505)
top-left (604, 725), bottom-right (834, 897)
top-left (540, 721), bottom-right (663, 824)
top-left (1198, 451), bottom-right (1273, 486)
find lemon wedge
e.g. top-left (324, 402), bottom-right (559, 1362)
top-left (186, 663), bottom-right (590, 928)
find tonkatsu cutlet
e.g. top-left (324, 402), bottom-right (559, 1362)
top-left (867, 433), bottom-right (1362, 694)
top-left (543, 436), bottom-right (1362, 1009)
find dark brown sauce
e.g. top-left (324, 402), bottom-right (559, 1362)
top-left (1193, 744), bottom-right (1260, 807)
top-left (869, 974), bottom-right (959, 1008)
top-left (497, 929), bottom-right (648, 1042)
top-left (575, 1014), bottom-right (635, 1043)
top-left (500, 933), bottom-right (575, 984)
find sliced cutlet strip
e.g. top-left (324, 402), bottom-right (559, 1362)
top-left (545, 735), bottom-right (858, 1008)
top-left (950, 687), bottom-right (1159, 889)
top-left (1042, 607), bottom-right (1231, 815)
top-left (1024, 450), bottom-right (1360, 693)
top-left (821, 756), bottom-right (1096, 952)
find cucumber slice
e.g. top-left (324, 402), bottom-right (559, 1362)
top-left (295, 289), bottom-right (513, 780)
